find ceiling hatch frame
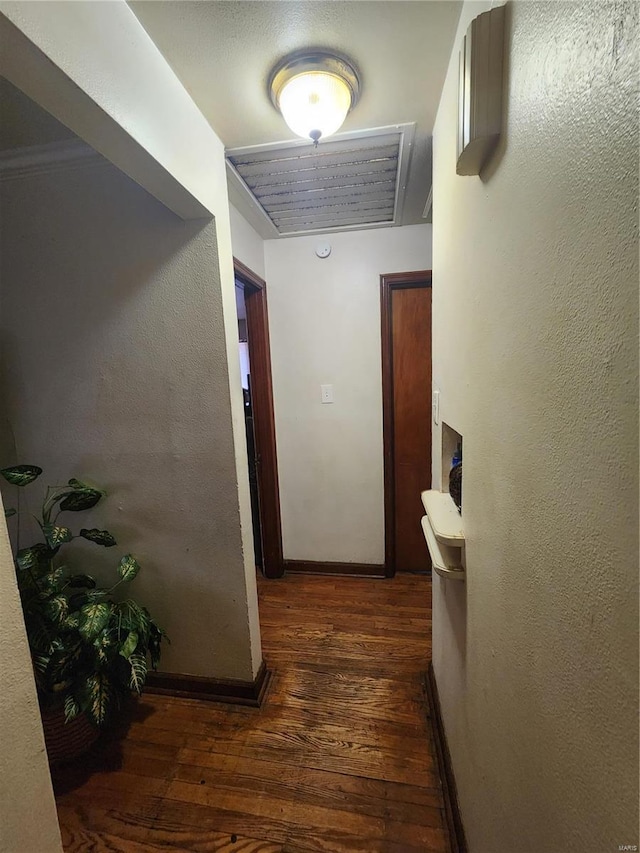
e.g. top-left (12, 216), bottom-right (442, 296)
top-left (226, 123), bottom-right (415, 238)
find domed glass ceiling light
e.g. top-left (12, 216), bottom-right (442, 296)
top-left (269, 51), bottom-right (361, 146)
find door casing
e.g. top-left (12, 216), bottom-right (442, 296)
top-left (234, 258), bottom-right (284, 579)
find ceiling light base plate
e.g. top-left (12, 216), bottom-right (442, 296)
top-left (268, 50), bottom-right (361, 111)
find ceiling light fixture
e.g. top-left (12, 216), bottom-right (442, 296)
top-left (268, 50), bottom-right (361, 146)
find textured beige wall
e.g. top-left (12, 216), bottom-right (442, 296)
top-left (0, 0), bottom-right (263, 683)
top-left (0, 162), bottom-right (261, 681)
top-left (432, 2), bottom-right (639, 851)
top-left (0, 497), bottom-right (62, 853)
top-left (264, 225), bottom-right (431, 564)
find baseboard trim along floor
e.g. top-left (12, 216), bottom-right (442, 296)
top-left (425, 661), bottom-right (468, 853)
top-left (284, 559), bottom-right (386, 578)
top-left (146, 659), bottom-right (271, 707)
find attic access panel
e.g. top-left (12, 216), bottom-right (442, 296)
top-left (226, 124), bottom-right (414, 237)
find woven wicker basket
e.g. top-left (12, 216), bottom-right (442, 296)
top-left (41, 703), bottom-right (100, 765)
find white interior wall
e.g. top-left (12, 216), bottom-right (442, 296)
top-left (0, 500), bottom-right (62, 853)
top-left (431, 2), bottom-right (638, 851)
top-left (0, 160), bottom-right (261, 682)
top-left (264, 225), bottom-right (431, 564)
top-left (229, 203), bottom-right (266, 280)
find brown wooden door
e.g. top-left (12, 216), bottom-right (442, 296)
top-left (381, 272), bottom-right (432, 575)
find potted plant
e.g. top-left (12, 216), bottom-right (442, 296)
top-left (1, 464), bottom-right (167, 763)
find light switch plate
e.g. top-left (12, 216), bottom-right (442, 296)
top-left (321, 384), bottom-right (334, 404)
top-left (433, 389), bottom-right (440, 424)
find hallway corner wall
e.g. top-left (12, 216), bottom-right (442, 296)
top-left (431, 2), bottom-right (639, 851)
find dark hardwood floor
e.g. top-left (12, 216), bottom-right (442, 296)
top-left (53, 572), bottom-right (449, 852)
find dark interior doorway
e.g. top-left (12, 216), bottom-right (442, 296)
top-left (381, 270), bottom-right (433, 576)
top-left (234, 258), bottom-right (284, 579)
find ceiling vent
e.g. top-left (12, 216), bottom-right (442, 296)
top-left (226, 124), bottom-right (415, 237)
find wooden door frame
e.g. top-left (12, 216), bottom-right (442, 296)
top-left (234, 258), bottom-right (284, 579)
top-left (380, 270), bottom-right (433, 577)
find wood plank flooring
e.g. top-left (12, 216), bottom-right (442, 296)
top-left (53, 572), bottom-right (449, 852)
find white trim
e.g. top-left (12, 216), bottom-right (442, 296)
top-left (225, 158), bottom-right (280, 239)
top-left (392, 122), bottom-right (415, 226)
top-left (422, 185), bottom-right (434, 219)
top-left (278, 219), bottom-right (401, 239)
top-left (226, 123), bottom-right (414, 159)
top-left (0, 139), bottom-right (106, 181)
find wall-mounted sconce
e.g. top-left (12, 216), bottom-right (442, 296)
top-left (457, 5), bottom-right (506, 175)
top-left (268, 50), bottom-right (361, 146)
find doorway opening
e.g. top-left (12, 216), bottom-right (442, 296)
top-left (234, 258), bottom-right (284, 579)
top-left (381, 270), bottom-right (433, 576)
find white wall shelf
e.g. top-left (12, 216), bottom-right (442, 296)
top-left (420, 490), bottom-right (465, 580)
top-left (421, 490), bottom-right (464, 546)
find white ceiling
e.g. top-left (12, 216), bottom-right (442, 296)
top-left (129, 1), bottom-right (463, 235)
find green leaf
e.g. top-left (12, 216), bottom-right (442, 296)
top-left (148, 622), bottom-right (168, 669)
top-left (68, 478), bottom-right (103, 492)
top-left (16, 544), bottom-right (55, 573)
top-left (83, 672), bottom-right (112, 727)
top-left (95, 647), bottom-right (108, 665)
top-left (129, 653), bottom-right (148, 694)
top-left (64, 694), bottom-right (80, 723)
top-left (68, 588), bottom-right (106, 611)
top-left (16, 548), bottom-right (36, 572)
top-left (96, 626), bottom-right (115, 647)
top-left (116, 600), bottom-right (150, 644)
top-left (67, 574), bottom-right (96, 589)
top-left (49, 638), bottom-right (82, 677)
top-left (68, 592), bottom-right (88, 611)
top-left (118, 554), bottom-right (140, 582)
top-left (26, 615), bottom-right (54, 654)
top-left (33, 653), bottom-right (50, 673)
top-left (85, 589), bottom-right (108, 604)
top-left (0, 465), bottom-right (42, 487)
top-left (63, 612), bottom-right (81, 630)
top-left (59, 485), bottom-right (103, 512)
top-left (43, 594), bottom-right (69, 624)
top-left (39, 567), bottom-right (65, 594)
top-left (79, 602), bottom-right (110, 641)
top-left (4, 507), bottom-right (16, 518)
top-left (79, 528), bottom-right (117, 547)
top-left (119, 631), bottom-right (138, 660)
top-left (43, 524), bottom-right (73, 549)
top-left (94, 629), bottom-right (115, 664)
